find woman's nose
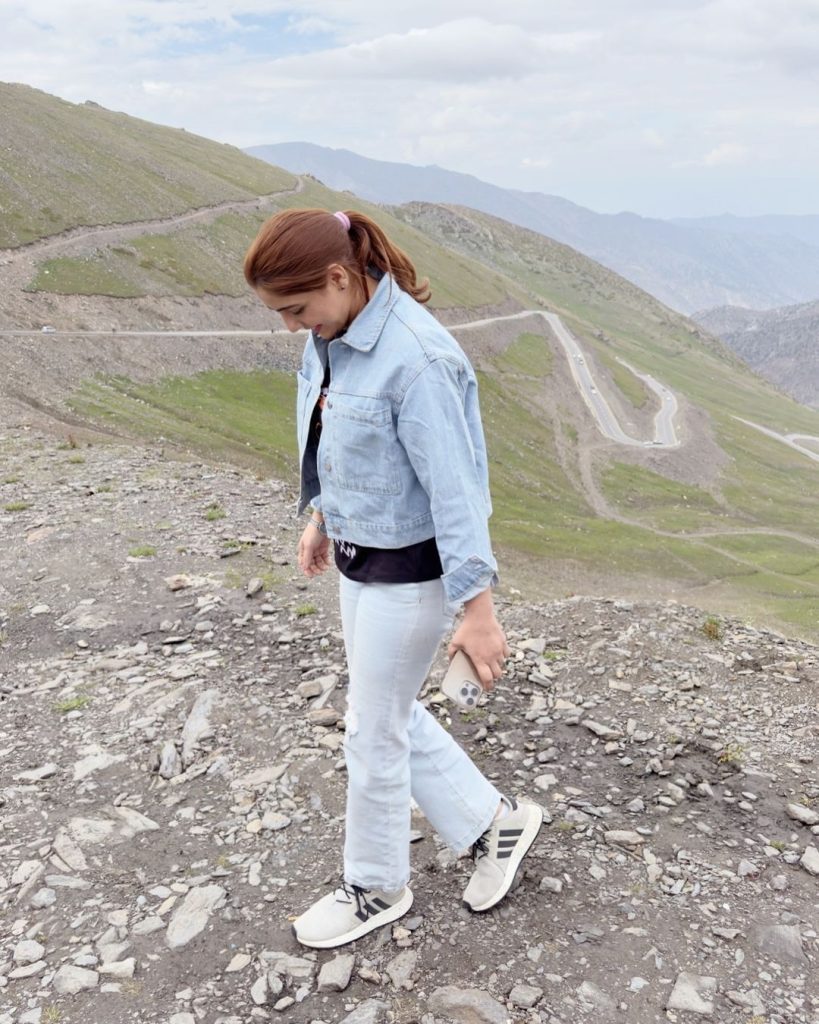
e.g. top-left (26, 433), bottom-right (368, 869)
top-left (281, 312), bottom-right (299, 332)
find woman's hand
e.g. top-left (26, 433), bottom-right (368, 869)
top-left (448, 588), bottom-right (510, 690)
top-left (297, 522), bottom-right (332, 577)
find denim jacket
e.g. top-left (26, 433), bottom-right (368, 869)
top-left (296, 274), bottom-right (498, 606)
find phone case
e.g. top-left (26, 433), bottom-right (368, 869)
top-left (442, 650), bottom-right (484, 708)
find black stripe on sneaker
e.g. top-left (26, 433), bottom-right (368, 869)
top-left (497, 849), bottom-right (513, 859)
top-left (371, 898), bottom-right (390, 911)
top-left (498, 839), bottom-right (519, 848)
top-left (499, 828), bottom-right (524, 837)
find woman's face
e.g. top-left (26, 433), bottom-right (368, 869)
top-left (256, 266), bottom-right (355, 340)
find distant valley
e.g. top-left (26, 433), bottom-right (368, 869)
top-left (695, 300), bottom-right (819, 409)
top-left (246, 141), bottom-right (819, 316)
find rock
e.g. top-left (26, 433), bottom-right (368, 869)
top-left (509, 983), bottom-right (543, 1008)
top-left (726, 989), bottom-right (765, 1014)
top-left (52, 829), bottom-right (88, 872)
top-left (583, 719), bottom-right (622, 739)
top-left (98, 958), bottom-right (136, 978)
top-left (540, 876), bottom-right (563, 894)
top-left (786, 802), bottom-right (819, 826)
top-left (749, 923), bottom-right (807, 963)
top-left (166, 885), bottom-right (226, 949)
top-left (159, 740), bottom-right (183, 779)
top-left (250, 974), bottom-right (268, 1005)
top-left (429, 986), bottom-right (508, 1024)
top-left (13, 940), bottom-right (45, 965)
top-left (226, 953), bottom-right (251, 973)
top-left (534, 773), bottom-right (558, 791)
top-left (577, 981), bottom-right (616, 1012)
top-left (169, 1015), bottom-right (196, 1024)
top-left (9, 960), bottom-right (47, 979)
top-left (604, 830), bottom-right (644, 847)
top-left (339, 1000), bottom-right (390, 1024)
top-left (73, 748), bottom-right (124, 780)
top-left (800, 845), bottom-right (819, 875)
top-left (111, 805), bottom-right (160, 836)
top-left (14, 762), bottom-right (59, 782)
top-left (385, 949), bottom-right (417, 989)
top-left (52, 965), bottom-right (99, 995)
top-left (260, 810), bottom-right (291, 831)
top-left (737, 859), bottom-right (759, 878)
top-left (180, 690), bottom-right (217, 765)
top-left (666, 972), bottom-right (716, 1015)
top-left (318, 953), bottom-right (355, 992)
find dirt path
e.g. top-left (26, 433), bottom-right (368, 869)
top-left (0, 177), bottom-right (305, 262)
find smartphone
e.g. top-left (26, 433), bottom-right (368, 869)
top-left (441, 650), bottom-right (484, 708)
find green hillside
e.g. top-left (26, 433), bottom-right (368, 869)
top-left (3, 84), bottom-right (819, 639)
top-left (0, 83), bottom-right (296, 248)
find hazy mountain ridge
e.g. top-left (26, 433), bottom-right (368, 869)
top-left (246, 141), bottom-right (819, 315)
top-left (695, 300), bottom-right (819, 408)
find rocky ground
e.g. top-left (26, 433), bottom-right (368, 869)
top-left (1, 427), bottom-right (818, 1024)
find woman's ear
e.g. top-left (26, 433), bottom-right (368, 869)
top-left (326, 263), bottom-right (349, 291)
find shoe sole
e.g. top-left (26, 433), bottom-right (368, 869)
top-left (466, 803), bottom-right (544, 913)
top-left (293, 887), bottom-right (414, 949)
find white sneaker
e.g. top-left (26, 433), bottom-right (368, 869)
top-left (462, 797), bottom-right (543, 912)
top-left (293, 881), bottom-right (413, 949)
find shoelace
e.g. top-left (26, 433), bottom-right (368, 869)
top-left (472, 830), bottom-right (490, 862)
top-left (338, 880), bottom-right (369, 915)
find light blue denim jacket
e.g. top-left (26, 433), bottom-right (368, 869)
top-left (296, 274), bottom-right (498, 606)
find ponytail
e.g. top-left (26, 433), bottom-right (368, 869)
top-left (244, 207), bottom-right (431, 304)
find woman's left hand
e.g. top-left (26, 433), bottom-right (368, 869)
top-left (448, 588), bottom-right (510, 690)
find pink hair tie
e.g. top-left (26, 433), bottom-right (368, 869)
top-left (333, 210), bottom-right (351, 231)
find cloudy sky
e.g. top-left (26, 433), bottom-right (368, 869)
top-left (3, 0), bottom-right (818, 217)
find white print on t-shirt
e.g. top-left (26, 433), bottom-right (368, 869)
top-left (336, 539), bottom-right (358, 560)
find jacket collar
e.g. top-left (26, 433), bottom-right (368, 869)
top-left (333, 273), bottom-right (400, 353)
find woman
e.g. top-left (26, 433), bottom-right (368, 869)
top-left (244, 208), bottom-right (542, 949)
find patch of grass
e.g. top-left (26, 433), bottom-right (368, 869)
top-left (601, 462), bottom-right (727, 531)
top-left (28, 255), bottom-right (145, 296)
top-left (295, 603), bottom-right (318, 617)
top-left (718, 742), bottom-right (745, 766)
top-left (42, 1007), bottom-right (62, 1024)
top-left (70, 370), bottom-right (298, 479)
top-left (3, 474), bottom-right (22, 484)
top-left (54, 694), bottom-right (91, 713)
top-left (128, 544), bottom-right (157, 558)
top-left (702, 616), bottom-right (722, 641)
top-left (495, 332), bottom-right (554, 377)
top-left (1, 83), bottom-right (297, 248)
top-left (4, 500), bottom-right (32, 512)
top-left (66, 454), bottom-right (85, 464)
top-left (205, 503), bottom-right (227, 521)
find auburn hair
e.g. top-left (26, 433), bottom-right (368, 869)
top-left (243, 208), bottom-right (431, 304)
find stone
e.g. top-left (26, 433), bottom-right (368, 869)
top-left (14, 763), bottom-right (59, 782)
top-left (169, 1015), bottom-right (196, 1024)
top-left (98, 958), bottom-right (136, 978)
top-left (52, 965), bottom-right (99, 995)
top-left (226, 953), bottom-right (251, 972)
top-left (577, 981), bottom-right (616, 1011)
top-left (429, 986), bottom-right (508, 1024)
top-left (13, 940), bottom-right (45, 965)
top-left (318, 953), bottom-right (355, 992)
top-left (250, 974), bottom-right (268, 1005)
top-left (534, 773), bottom-right (558, 791)
top-left (604, 830), bottom-right (644, 847)
top-left (260, 810), bottom-right (291, 831)
top-left (339, 1000), bottom-right (390, 1024)
top-left (509, 983), bottom-right (543, 1008)
top-left (666, 973), bottom-right (716, 1015)
top-left (800, 845), bottom-right (819, 875)
top-left (583, 719), bottom-right (622, 739)
top-left (166, 885), bottom-right (226, 948)
top-left (749, 923), bottom-right (806, 963)
top-left (786, 802), bottom-right (819, 826)
top-left (385, 949), bottom-right (417, 989)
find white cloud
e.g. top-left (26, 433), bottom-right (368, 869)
top-left (2, 1), bottom-right (819, 215)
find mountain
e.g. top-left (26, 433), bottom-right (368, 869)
top-left (245, 142), bottom-right (819, 315)
top-left (3, 84), bottom-right (819, 641)
top-left (695, 300), bottom-right (819, 408)
top-left (675, 214), bottom-right (819, 250)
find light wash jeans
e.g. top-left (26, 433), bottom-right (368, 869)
top-left (339, 575), bottom-right (501, 892)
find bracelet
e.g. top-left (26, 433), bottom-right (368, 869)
top-left (309, 517), bottom-right (328, 536)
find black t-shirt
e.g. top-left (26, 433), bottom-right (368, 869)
top-left (306, 360), bottom-right (443, 584)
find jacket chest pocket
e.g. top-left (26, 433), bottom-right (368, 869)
top-left (325, 400), bottom-right (401, 496)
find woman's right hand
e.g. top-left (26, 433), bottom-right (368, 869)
top-left (297, 524), bottom-right (332, 577)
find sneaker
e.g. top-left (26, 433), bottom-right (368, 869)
top-left (462, 797), bottom-right (543, 912)
top-left (292, 881), bottom-right (413, 949)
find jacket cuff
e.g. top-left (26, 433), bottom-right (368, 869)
top-left (441, 555), bottom-right (498, 607)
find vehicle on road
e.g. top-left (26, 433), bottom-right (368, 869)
top-left (41, 325), bottom-right (55, 333)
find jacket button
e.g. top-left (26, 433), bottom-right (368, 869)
top-left (327, 400), bottom-right (333, 409)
